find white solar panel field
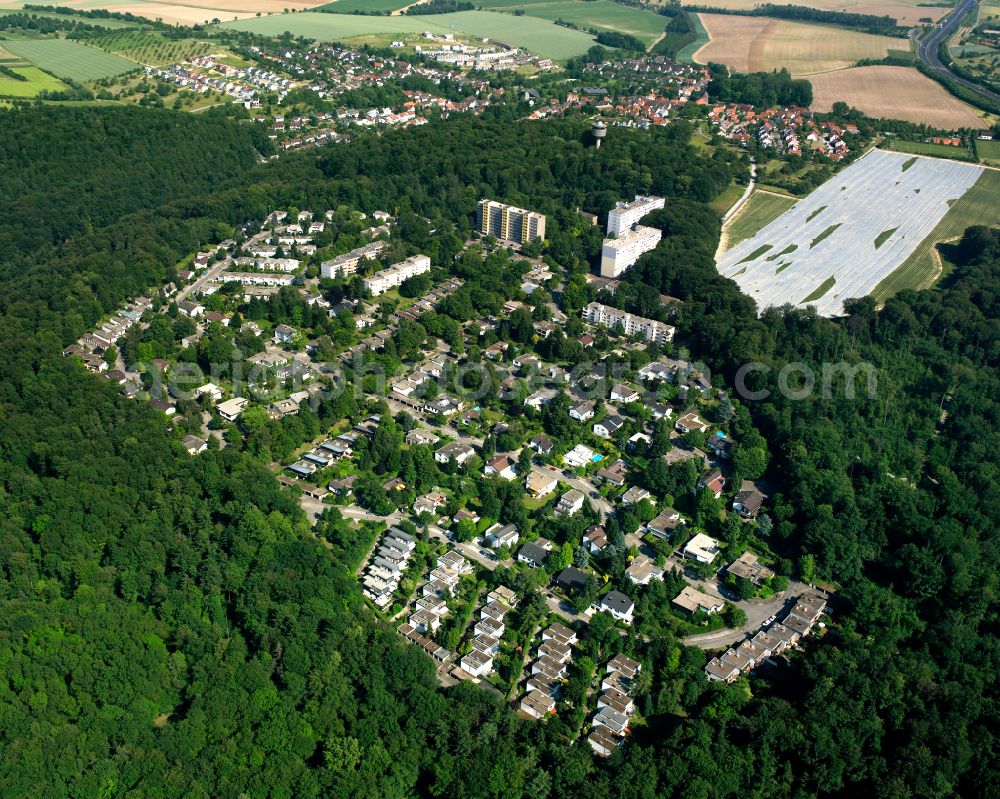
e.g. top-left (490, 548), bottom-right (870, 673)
top-left (717, 150), bottom-right (984, 316)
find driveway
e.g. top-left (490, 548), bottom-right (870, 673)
top-left (541, 464), bottom-right (613, 518)
top-left (682, 584), bottom-right (810, 650)
top-left (454, 538), bottom-right (501, 572)
top-left (542, 589), bottom-right (590, 624)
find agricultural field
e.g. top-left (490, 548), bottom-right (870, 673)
top-left (693, 13), bottom-right (902, 74)
top-left (886, 137), bottom-right (974, 159)
top-left (85, 31), bottom-right (221, 66)
top-left (319, 0), bottom-right (413, 12)
top-left (3, 37), bottom-right (139, 80)
top-left (673, 0), bottom-right (948, 25)
top-left (716, 149), bottom-right (986, 316)
top-left (723, 191), bottom-right (799, 250)
top-left (871, 167), bottom-right (1000, 300)
top-left (674, 10), bottom-right (707, 62)
top-left (709, 181), bottom-right (746, 215)
top-left (11, 0), bottom-right (328, 27)
top-left (0, 63), bottom-right (70, 96)
top-left (808, 65), bottom-right (987, 129)
top-left (482, 0), bottom-right (670, 48)
top-left (221, 10), bottom-right (599, 59)
top-left (976, 137), bottom-right (1000, 164)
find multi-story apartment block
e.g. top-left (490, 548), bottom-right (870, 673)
top-left (364, 254), bottom-right (431, 296)
top-left (606, 195), bottom-right (664, 236)
top-left (581, 302), bottom-right (675, 344)
top-left (477, 199), bottom-right (546, 244)
top-left (600, 225), bottom-right (662, 278)
top-left (320, 241), bottom-right (388, 279)
top-left (600, 195), bottom-right (664, 277)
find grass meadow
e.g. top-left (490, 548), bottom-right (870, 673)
top-left (3, 38), bottom-right (138, 80)
top-left (0, 65), bottom-right (70, 96)
top-left (724, 191), bottom-right (798, 249)
top-left (221, 10), bottom-right (598, 59)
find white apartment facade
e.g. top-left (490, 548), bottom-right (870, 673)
top-left (320, 241), bottom-right (389, 279)
top-left (607, 195), bottom-right (665, 236)
top-left (213, 272), bottom-right (294, 286)
top-left (600, 195), bottom-right (664, 277)
top-left (364, 254), bottom-right (431, 296)
top-left (582, 302), bottom-right (675, 344)
top-left (600, 225), bottom-right (662, 278)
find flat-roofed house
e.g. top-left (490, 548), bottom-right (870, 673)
top-left (461, 650), bottom-right (494, 678)
top-left (520, 690), bottom-right (556, 719)
top-left (726, 551), bottom-right (774, 585)
top-left (682, 533), bottom-right (721, 564)
top-left (673, 585), bottom-right (724, 615)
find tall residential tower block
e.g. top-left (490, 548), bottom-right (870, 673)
top-left (600, 195), bottom-right (664, 278)
top-left (477, 199), bottom-right (546, 245)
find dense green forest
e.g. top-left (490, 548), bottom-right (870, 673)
top-left (706, 64), bottom-right (813, 108)
top-left (1, 106), bottom-right (998, 797)
top-left (0, 106), bottom-right (263, 256)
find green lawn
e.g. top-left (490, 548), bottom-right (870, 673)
top-left (871, 168), bottom-right (1000, 302)
top-left (888, 138), bottom-right (974, 160)
top-left (485, 0), bottom-right (669, 47)
top-left (976, 138), bottom-right (1000, 164)
top-left (724, 191), bottom-right (798, 250)
top-left (0, 65), bottom-right (69, 97)
top-left (220, 10), bottom-right (599, 59)
top-left (3, 38), bottom-right (138, 81)
top-left (709, 181), bottom-right (744, 215)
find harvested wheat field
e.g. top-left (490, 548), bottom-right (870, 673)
top-left (694, 13), bottom-right (901, 75)
top-left (809, 66), bottom-right (986, 128)
top-left (693, 14), bottom-right (770, 72)
top-left (54, 0), bottom-right (326, 25)
top-left (677, 0), bottom-right (945, 26)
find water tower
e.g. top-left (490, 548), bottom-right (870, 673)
top-left (592, 120), bottom-right (607, 149)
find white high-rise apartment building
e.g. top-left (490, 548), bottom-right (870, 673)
top-left (600, 226), bottom-right (662, 278)
top-left (606, 195), bottom-right (664, 237)
top-left (600, 195), bottom-right (665, 277)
